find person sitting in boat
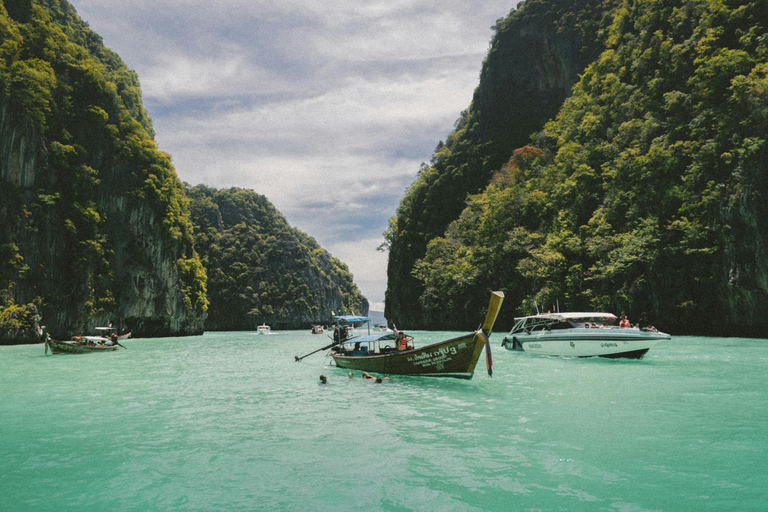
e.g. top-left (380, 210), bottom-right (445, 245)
top-left (396, 332), bottom-right (413, 351)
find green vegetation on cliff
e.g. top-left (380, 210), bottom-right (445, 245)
top-left (187, 185), bottom-right (367, 330)
top-left (384, 0), bottom-right (617, 327)
top-left (391, 0), bottom-right (768, 336)
top-left (0, 0), bottom-right (207, 338)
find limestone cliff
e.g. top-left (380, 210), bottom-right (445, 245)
top-left (0, 0), bottom-right (207, 340)
top-left (387, 0), bottom-right (768, 336)
top-left (385, 0), bottom-right (617, 328)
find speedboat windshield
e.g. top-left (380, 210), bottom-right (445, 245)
top-left (510, 313), bottom-right (617, 333)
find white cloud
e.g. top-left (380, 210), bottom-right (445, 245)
top-left (67, 0), bottom-right (515, 303)
top-left (140, 54), bottom-right (295, 101)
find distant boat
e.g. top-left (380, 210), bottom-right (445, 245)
top-left (94, 326), bottom-right (131, 341)
top-left (501, 312), bottom-right (670, 359)
top-left (257, 324), bottom-right (271, 335)
top-left (298, 292), bottom-right (504, 379)
top-left (311, 325), bottom-right (324, 334)
top-left (45, 336), bottom-right (120, 354)
top-left (44, 325), bottom-right (129, 354)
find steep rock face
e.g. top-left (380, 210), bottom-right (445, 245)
top-left (393, 0), bottom-right (768, 337)
top-left (385, 0), bottom-right (616, 329)
top-left (0, 106), bottom-right (37, 187)
top-left (719, 159), bottom-right (768, 335)
top-left (0, 0), bottom-right (207, 340)
top-left (188, 185), bottom-right (368, 331)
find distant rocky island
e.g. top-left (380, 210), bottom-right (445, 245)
top-left (187, 185), bottom-right (367, 332)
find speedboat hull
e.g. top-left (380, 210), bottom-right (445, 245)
top-left (502, 328), bottom-right (669, 359)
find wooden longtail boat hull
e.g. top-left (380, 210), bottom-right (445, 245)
top-left (45, 338), bottom-right (119, 354)
top-left (330, 291), bottom-right (504, 379)
top-left (331, 331), bottom-right (487, 379)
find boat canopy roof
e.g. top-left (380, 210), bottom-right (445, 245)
top-left (514, 312), bottom-right (617, 321)
top-left (340, 333), bottom-right (397, 344)
top-left (333, 315), bottom-right (370, 323)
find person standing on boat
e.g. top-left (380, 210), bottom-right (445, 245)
top-left (619, 312), bottom-right (630, 328)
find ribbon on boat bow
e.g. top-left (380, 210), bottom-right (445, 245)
top-left (477, 329), bottom-right (493, 377)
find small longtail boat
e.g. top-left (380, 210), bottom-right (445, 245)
top-left (296, 291), bottom-right (504, 379)
top-left (44, 325), bottom-right (128, 354)
top-left (45, 337), bottom-right (121, 354)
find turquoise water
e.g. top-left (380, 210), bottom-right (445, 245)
top-left (2, 330), bottom-right (766, 511)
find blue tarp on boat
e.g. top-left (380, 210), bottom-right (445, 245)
top-left (333, 315), bottom-right (370, 323)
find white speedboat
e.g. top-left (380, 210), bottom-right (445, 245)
top-left (257, 324), bottom-right (271, 335)
top-left (501, 312), bottom-right (670, 359)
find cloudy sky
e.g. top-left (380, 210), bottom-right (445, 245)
top-left (67, 0), bottom-right (516, 310)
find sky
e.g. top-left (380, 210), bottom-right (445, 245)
top-left (66, 0), bottom-right (517, 311)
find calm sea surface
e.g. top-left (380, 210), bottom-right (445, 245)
top-left (2, 330), bottom-right (767, 511)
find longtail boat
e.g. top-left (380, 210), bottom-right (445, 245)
top-left (44, 325), bottom-right (128, 354)
top-left (45, 337), bottom-right (121, 354)
top-left (296, 291), bottom-right (504, 379)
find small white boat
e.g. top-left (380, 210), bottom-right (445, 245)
top-left (311, 325), bottom-right (324, 334)
top-left (257, 324), bottom-right (271, 335)
top-left (501, 312), bottom-right (670, 359)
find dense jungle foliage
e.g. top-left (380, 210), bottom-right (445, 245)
top-left (187, 185), bottom-right (367, 331)
top-left (0, 0), bottom-right (207, 338)
top-left (389, 0), bottom-right (768, 336)
top-left (384, 0), bottom-right (618, 327)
